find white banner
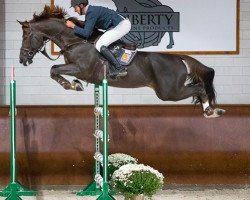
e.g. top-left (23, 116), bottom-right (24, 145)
top-left (52, 0), bottom-right (238, 54)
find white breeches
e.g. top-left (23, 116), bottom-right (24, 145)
top-left (95, 18), bottom-right (131, 52)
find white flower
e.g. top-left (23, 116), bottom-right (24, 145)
top-left (112, 164), bottom-right (164, 183)
top-left (108, 153), bottom-right (138, 168)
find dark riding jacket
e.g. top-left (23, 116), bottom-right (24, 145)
top-left (73, 5), bottom-right (124, 38)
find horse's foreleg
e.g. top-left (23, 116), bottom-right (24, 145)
top-left (50, 64), bottom-right (83, 91)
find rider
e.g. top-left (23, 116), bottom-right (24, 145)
top-left (66, 0), bottom-right (131, 78)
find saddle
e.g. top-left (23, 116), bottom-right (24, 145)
top-left (109, 41), bottom-right (137, 66)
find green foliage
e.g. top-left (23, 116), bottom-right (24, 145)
top-left (111, 164), bottom-right (164, 199)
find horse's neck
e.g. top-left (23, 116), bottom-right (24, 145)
top-left (38, 18), bottom-right (81, 50)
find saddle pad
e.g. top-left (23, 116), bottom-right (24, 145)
top-left (117, 49), bottom-right (137, 66)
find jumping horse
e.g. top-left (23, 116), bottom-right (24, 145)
top-left (18, 5), bottom-right (225, 118)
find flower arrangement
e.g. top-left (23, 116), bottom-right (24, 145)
top-left (108, 153), bottom-right (138, 179)
top-left (111, 164), bottom-right (164, 199)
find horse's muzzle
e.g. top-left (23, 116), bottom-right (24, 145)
top-left (20, 58), bottom-right (33, 66)
top-left (19, 49), bottom-right (34, 66)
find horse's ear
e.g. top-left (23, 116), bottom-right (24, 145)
top-left (17, 20), bottom-right (29, 27)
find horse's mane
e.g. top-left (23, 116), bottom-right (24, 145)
top-left (31, 5), bottom-right (67, 22)
top-left (31, 5), bottom-right (84, 25)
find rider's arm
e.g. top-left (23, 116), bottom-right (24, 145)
top-left (73, 10), bottom-right (97, 38)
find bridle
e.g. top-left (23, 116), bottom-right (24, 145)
top-left (20, 22), bottom-right (60, 61)
top-left (20, 21), bottom-right (87, 61)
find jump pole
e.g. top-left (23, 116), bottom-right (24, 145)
top-left (77, 66), bottom-right (115, 199)
top-left (0, 66), bottom-right (36, 199)
top-left (76, 84), bottom-right (102, 196)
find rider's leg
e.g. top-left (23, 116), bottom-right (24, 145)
top-left (96, 18), bottom-right (131, 77)
top-left (100, 45), bottom-right (127, 77)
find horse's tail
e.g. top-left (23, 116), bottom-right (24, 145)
top-left (180, 55), bottom-right (216, 106)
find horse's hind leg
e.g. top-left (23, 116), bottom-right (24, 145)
top-left (174, 84), bottom-right (225, 118)
top-left (155, 81), bottom-right (206, 102)
top-left (176, 84), bottom-right (225, 118)
top-left (155, 82), bottom-right (222, 117)
top-left (50, 64), bottom-right (83, 91)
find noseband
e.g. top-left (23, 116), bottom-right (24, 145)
top-left (21, 43), bottom-right (47, 60)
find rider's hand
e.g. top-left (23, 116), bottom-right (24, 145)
top-left (66, 20), bottom-right (75, 29)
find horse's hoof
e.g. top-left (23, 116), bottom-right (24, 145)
top-left (75, 84), bottom-right (84, 91)
top-left (214, 108), bottom-right (226, 116)
top-left (71, 79), bottom-right (84, 91)
top-left (203, 107), bottom-right (225, 118)
top-left (62, 83), bottom-right (71, 90)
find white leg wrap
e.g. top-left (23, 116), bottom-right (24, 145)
top-left (202, 101), bottom-right (210, 111)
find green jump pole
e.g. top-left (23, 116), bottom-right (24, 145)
top-left (0, 66), bottom-right (36, 199)
top-left (97, 77), bottom-right (115, 200)
top-left (78, 66), bottom-right (115, 199)
top-left (77, 84), bottom-right (102, 196)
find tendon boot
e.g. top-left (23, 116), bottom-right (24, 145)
top-left (100, 45), bottom-right (127, 79)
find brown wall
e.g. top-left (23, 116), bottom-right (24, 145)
top-left (0, 105), bottom-right (249, 187)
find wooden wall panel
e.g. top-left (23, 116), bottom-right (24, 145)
top-left (0, 105), bottom-right (249, 187)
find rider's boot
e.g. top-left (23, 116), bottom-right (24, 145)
top-left (100, 45), bottom-right (127, 78)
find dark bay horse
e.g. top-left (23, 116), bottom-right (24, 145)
top-left (18, 5), bottom-right (225, 118)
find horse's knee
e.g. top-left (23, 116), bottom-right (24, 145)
top-left (50, 67), bottom-right (61, 81)
top-left (50, 65), bottom-right (58, 75)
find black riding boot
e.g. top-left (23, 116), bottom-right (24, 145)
top-left (100, 46), bottom-right (127, 78)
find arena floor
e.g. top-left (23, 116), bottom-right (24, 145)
top-left (0, 186), bottom-right (249, 200)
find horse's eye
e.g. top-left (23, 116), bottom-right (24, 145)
top-left (28, 51), bottom-right (34, 56)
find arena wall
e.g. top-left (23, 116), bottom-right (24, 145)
top-left (0, 0), bottom-right (250, 105)
top-left (0, 105), bottom-right (249, 186)
top-left (0, 0), bottom-right (250, 188)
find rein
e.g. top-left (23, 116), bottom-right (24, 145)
top-left (61, 40), bottom-right (88, 53)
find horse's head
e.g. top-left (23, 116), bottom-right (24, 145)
top-left (18, 5), bottom-right (103, 66)
top-left (18, 20), bottom-right (45, 66)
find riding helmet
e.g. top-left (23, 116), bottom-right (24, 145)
top-left (70, 0), bottom-right (88, 7)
